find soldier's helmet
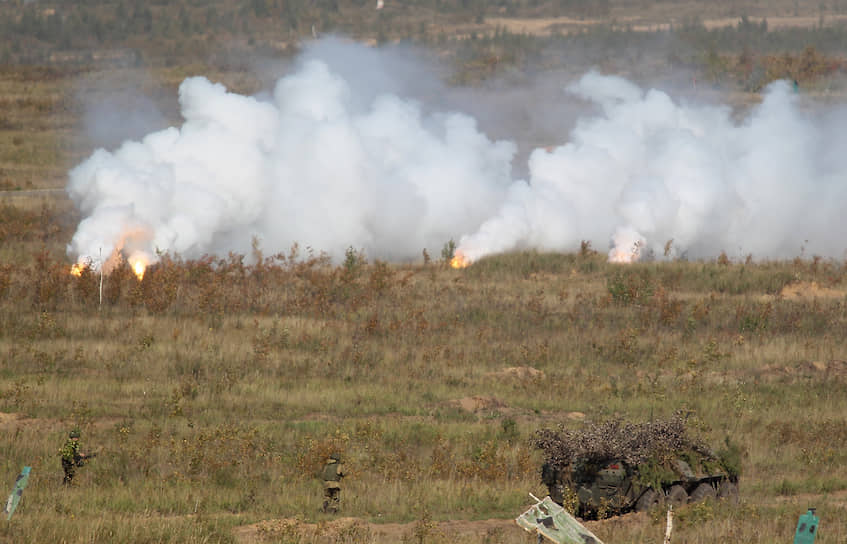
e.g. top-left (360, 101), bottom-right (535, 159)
top-left (329, 453), bottom-right (341, 463)
top-left (69, 429), bottom-right (81, 439)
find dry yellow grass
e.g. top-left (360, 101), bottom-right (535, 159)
top-left (3, 26), bottom-right (847, 541)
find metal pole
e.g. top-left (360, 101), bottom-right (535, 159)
top-left (98, 248), bottom-right (103, 310)
top-left (664, 505), bottom-right (673, 544)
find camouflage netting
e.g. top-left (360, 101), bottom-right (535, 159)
top-left (533, 412), bottom-right (714, 471)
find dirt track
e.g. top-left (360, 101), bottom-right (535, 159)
top-left (233, 516), bottom-right (522, 544)
top-left (477, 14), bottom-right (847, 37)
top-left (231, 509), bottom-right (664, 544)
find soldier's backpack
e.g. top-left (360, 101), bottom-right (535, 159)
top-left (322, 462), bottom-right (341, 482)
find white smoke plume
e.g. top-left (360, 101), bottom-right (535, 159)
top-left (68, 39), bottom-right (847, 271)
top-left (67, 40), bottom-right (516, 270)
top-left (457, 71), bottom-right (847, 263)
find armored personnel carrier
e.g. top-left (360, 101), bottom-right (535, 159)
top-left (534, 414), bottom-right (740, 519)
top-left (541, 455), bottom-right (738, 518)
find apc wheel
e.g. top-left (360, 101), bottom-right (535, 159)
top-left (666, 484), bottom-right (688, 507)
top-left (717, 481), bottom-right (739, 505)
top-left (688, 482), bottom-right (717, 503)
top-left (634, 489), bottom-right (661, 512)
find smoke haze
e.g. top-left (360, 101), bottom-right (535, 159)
top-left (457, 72), bottom-right (847, 263)
top-left (67, 38), bottom-right (847, 270)
top-left (67, 39), bottom-right (516, 268)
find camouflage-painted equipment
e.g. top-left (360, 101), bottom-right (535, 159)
top-left (4, 467), bottom-right (31, 520)
top-left (534, 413), bottom-right (740, 518)
top-left (794, 508), bottom-right (819, 544)
top-left (541, 455), bottom-right (738, 518)
top-left (77, 452), bottom-right (97, 467)
top-left (322, 460), bottom-right (342, 482)
top-left (516, 495), bottom-right (604, 544)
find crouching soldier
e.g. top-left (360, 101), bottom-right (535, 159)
top-left (60, 429), bottom-right (90, 485)
top-left (321, 454), bottom-right (345, 513)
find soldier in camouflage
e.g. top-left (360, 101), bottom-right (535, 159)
top-left (59, 429), bottom-right (89, 485)
top-left (321, 453), bottom-right (345, 513)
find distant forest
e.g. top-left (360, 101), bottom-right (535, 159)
top-left (1, 0), bottom-right (847, 90)
top-left (0, 0), bottom-right (614, 64)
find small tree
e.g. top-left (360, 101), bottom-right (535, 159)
top-left (441, 239), bottom-right (456, 262)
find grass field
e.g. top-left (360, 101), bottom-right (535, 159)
top-left (3, 193), bottom-right (847, 542)
top-left (3, 6), bottom-right (847, 541)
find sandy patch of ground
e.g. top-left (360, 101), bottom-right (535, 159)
top-left (447, 392), bottom-right (584, 425)
top-left (233, 516), bottom-right (520, 544)
top-left (0, 411), bottom-right (24, 428)
top-left (486, 366), bottom-right (546, 381)
top-left (233, 511), bottom-right (646, 544)
top-left (449, 395), bottom-right (507, 413)
top-left (0, 411), bottom-right (86, 436)
top-left (750, 359), bottom-right (847, 383)
top-left (477, 14), bottom-right (847, 37)
top-left (485, 16), bottom-right (600, 35)
top-left (780, 281), bottom-right (845, 301)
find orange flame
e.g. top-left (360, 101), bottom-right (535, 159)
top-left (608, 240), bottom-right (643, 264)
top-left (450, 251), bottom-right (471, 269)
top-left (70, 263), bottom-right (84, 277)
top-left (129, 255), bottom-right (147, 281)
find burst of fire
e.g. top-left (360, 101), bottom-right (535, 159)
top-left (450, 251), bottom-right (471, 269)
top-left (129, 256), bottom-right (147, 281)
top-left (608, 240), bottom-right (643, 264)
top-left (608, 227), bottom-right (645, 264)
top-left (70, 263), bottom-right (84, 277)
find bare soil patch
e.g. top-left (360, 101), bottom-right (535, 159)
top-left (780, 281), bottom-right (845, 301)
top-left (485, 16), bottom-right (601, 36)
top-left (233, 516), bottom-right (520, 544)
top-left (477, 14), bottom-right (847, 37)
top-left (486, 366), bottom-right (545, 381)
top-left (0, 411), bottom-right (73, 435)
top-left (448, 390), bottom-right (586, 424)
top-left (750, 359), bottom-right (847, 384)
top-left (449, 395), bottom-right (507, 413)
top-left (233, 512), bottom-right (638, 544)
top-left (0, 411), bottom-right (24, 428)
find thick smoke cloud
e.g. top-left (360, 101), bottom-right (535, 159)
top-left (68, 38), bottom-right (847, 271)
top-left (457, 72), bottom-right (847, 263)
top-left (67, 40), bottom-right (516, 269)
